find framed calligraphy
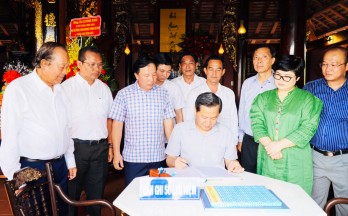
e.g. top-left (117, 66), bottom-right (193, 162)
top-left (159, 9), bottom-right (186, 52)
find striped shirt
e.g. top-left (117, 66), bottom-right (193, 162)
top-left (108, 81), bottom-right (175, 162)
top-left (303, 78), bottom-right (348, 151)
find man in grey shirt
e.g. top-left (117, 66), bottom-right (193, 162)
top-left (166, 92), bottom-right (244, 173)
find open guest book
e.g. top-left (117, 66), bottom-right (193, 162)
top-left (201, 185), bottom-right (290, 212)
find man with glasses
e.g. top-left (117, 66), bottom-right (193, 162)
top-left (304, 46), bottom-right (348, 216)
top-left (62, 46), bottom-right (113, 216)
top-left (0, 42), bottom-right (76, 215)
top-left (238, 45), bottom-right (276, 173)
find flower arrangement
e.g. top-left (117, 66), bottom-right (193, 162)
top-left (177, 30), bottom-right (215, 75)
top-left (178, 31), bottom-right (213, 58)
top-left (0, 60), bottom-right (32, 106)
top-left (65, 26), bottom-right (117, 93)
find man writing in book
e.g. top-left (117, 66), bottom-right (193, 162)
top-left (165, 92), bottom-right (244, 173)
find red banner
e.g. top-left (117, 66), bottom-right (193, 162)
top-left (70, 16), bottom-right (101, 38)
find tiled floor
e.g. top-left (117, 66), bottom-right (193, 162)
top-left (0, 170), bottom-right (126, 216)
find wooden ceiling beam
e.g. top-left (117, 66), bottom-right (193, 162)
top-left (338, 3), bottom-right (348, 11)
top-left (311, 17), bottom-right (329, 29)
top-left (149, 23), bottom-right (154, 36)
top-left (309, 1), bottom-right (347, 18)
top-left (0, 24), bottom-right (9, 36)
top-left (320, 13), bottom-right (337, 25)
top-left (194, 23), bottom-right (200, 31)
top-left (270, 21), bottom-right (279, 34)
top-left (209, 23), bottom-right (214, 36)
top-left (255, 22), bottom-right (263, 34)
top-left (328, 9), bottom-right (346, 21)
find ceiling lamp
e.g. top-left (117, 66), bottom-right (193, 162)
top-left (238, 20), bottom-right (247, 35)
top-left (124, 44), bottom-right (130, 55)
top-left (218, 43), bottom-right (224, 55)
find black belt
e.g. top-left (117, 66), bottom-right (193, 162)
top-left (20, 155), bottom-right (64, 163)
top-left (311, 144), bottom-right (348, 157)
top-left (73, 138), bottom-right (107, 145)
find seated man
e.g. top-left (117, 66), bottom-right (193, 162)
top-left (165, 92), bottom-right (244, 173)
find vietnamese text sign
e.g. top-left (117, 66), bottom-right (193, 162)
top-left (70, 15), bottom-right (101, 38)
top-left (160, 9), bottom-right (186, 52)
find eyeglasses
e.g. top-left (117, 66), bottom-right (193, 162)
top-left (319, 62), bottom-right (347, 69)
top-left (82, 61), bottom-right (103, 69)
top-left (273, 73), bottom-right (295, 82)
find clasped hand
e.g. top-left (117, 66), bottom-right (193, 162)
top-left (264, 141), bottom-right (283, 160)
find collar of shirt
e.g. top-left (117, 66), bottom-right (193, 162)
top-left (134, 80), bottom-right (159, 92)
top-left (75, 73), bottom-right (101, 88)
top-left (188, 120), bottom-right (219, 136)
top-left (254, 73), bottom-right (275, 86)
top-left (323, 78), bottom-right (348, 91)
top-left (32, 69), bottom-right (62, 93)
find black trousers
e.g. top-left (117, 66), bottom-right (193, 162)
top-left (68, 140), bottom-right (109, 216)
top-left (124, 160), bottom-right (167, 187)
top-left (20, 156), bottom-right (68, 216)
top-left (240, 134), bottom-right (259, 174)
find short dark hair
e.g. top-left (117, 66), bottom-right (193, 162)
top-left (78, 46), bottom-right (102, 62)
top-left (323, 46), bottom-right (348, 63)
top-left (195, 92), bottom-right (223, 113)
top-left (273, 55), bottom-right (304, 77)
top-left (33, 42), bottom-right (67, 68)
top-left (203, 54), bottom-right (225, 69)
top-left (252, 45), bottom-right (277, 58)
top-left (154, 53), bottom-right (173, 67)
top-left (132, 55), bottom-right (155, 74)
top-left (178, 52), bottom-right (198, 65)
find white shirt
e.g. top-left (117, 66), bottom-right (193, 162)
top-left (0, 70), bottom-right (75, 179)
top-left (184, 82), bottom-right (238, 145)
top-left (62, 73), bottom-right (113, 140)
top-left (160, 80), bottom-right (185, 110)
top-left (171, 74), bottom-right (206, 102)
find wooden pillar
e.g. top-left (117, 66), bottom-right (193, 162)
top-left (235, 0), bottom-right (248, 106)
top-left (279, 0), bottom-right (306, 57)
top-left (59, 0), bottom-right (66, 45)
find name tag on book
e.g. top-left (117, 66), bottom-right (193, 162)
top-left (139, 177), bottom-right (202, 200)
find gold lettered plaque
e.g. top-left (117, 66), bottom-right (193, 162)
top-left (160, 9), bottom-right (186, 53)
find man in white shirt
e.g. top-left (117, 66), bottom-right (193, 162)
top-left (184, 54), bottom-right (238, 145)
top-left (171, 52), bottom-right (205, 102)
top-left (166, 92), bottom-right (244, 173)
top-left (0, 42), bottom-right (76, 215)
top-left (238, 45), bottom-right (276, 173)
top-left (62, 46), bottom-right (113, 216)
top-left (154, 53), bottom-right (185, 123)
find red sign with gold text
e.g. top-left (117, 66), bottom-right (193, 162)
top-left (70, 16), bottom-right (101, 38)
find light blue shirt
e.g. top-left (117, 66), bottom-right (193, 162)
top-left (108, 81), bottom-right (175, 162)
top-left (165, 121), bottom-right (237, 168)
top-left (238, 74), bottom-right (276, 142)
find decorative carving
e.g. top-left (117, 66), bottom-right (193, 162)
top-left (80, 0), bottom-right (98, 17)
top-left (34, 0), bottom-right (43, 50)
top-left (13, 167), bottom-right (46, 188)
top-left (222, 4), bottom-right (237, 71)
top-left (44, 12), bottom-right (56, 27)
top-left (112, 1), bottom-right (129, 69)
top-left (222, 0), bottom-right (238, 4)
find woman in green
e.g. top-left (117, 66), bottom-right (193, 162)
top-left (250, 55), bottom-right (323, 195)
